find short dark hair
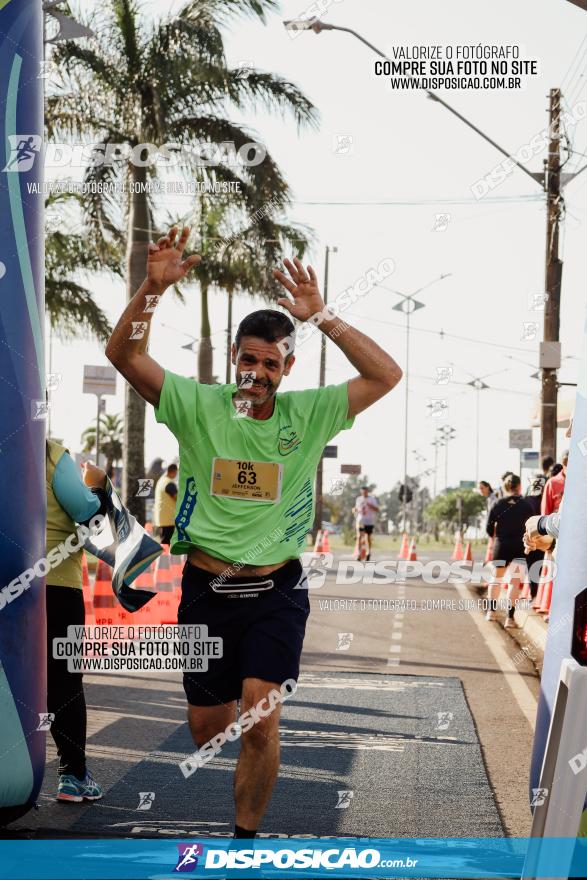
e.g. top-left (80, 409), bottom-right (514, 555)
top-left (542, 455), bottom-right (554, 472)
top-left (167, 463), bottom-right (178, 473)
top-left (235, 309), bottom-right (295, 356)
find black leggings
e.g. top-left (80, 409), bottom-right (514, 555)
top-left (526, 548), bottom-right (545, 600)
top-left (46, 584), bottom-right (87, 779)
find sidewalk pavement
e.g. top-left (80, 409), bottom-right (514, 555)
top-left (489, 598), bottom-right (548, 674)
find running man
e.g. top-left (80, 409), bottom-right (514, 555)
top-left (106, 226), bottom-right (402, 838)
top-left (353, 486), bottom-right (379, 561)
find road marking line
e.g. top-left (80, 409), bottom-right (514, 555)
top-left (391, 632), bottom-right (403, 640)
top-left (393, 620), bottom-right (403, 629)
top-left (452, 581), bottom-right (538, 727)
top-left (389, 644), bottom-right (402, 653)
top-left (387, 658), bottom-right (401, 667)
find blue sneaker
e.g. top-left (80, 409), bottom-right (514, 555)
top-left (57, 771), bottom-right (103, 802)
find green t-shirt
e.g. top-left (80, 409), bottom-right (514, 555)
top-left (154, 371), bottom-right (355, 564)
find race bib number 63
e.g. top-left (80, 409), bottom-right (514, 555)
top-left (210, 458), bottom-right (283, 502)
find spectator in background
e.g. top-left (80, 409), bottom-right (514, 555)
top-left (46, 440), bottom-right (108, 802)
top-left (494, 471), bottom-right (514, 501)
top-left (523, 419), bottom-right (573, 601)
top-left (523, 455), bottom-right (554, 599)
top-left (541, 451), bottom-right (568, 516)
top-left (485, 473), bottom-right (534, 628)
top-left (478, 480), bottom-right (498, 512)
top-left (154, 462), bottom-right (178, 545)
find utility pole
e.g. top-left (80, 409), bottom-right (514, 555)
top-left (225, 289), bottom-right (233, 383)
top-left (541, 88), bottom-right (563, 462)
top-left (313, 245), bottom-right (335, 538)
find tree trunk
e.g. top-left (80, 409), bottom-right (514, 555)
top-left (198, 281), bottom-right (214, 383)
top-left (123, 164), bottom-right (150, 523)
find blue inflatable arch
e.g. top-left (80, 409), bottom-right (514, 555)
top-left (0, 0), bottom-right (45, 826)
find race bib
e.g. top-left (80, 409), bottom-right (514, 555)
top-left (210, 458), bottom-right (283, 502)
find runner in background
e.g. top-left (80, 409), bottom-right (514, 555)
top-left (485, 473), bottom-right (534, 628)
top-left (353, 486), bottom-right (379, 561)
top-left (153, 462), bottom-right (178, 545)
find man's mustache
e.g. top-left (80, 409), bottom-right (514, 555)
top-left (241, 379), bottom-right (271, 389)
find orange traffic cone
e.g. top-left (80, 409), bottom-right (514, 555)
top-left (397, 532), bottom-right (409, 560)
top-left (408, 537), bottom-right (417, 562)
top-left (520, 569), bottom-right (531, 601)
top-left (170, 552), bottom-right (184, 618)
top-left (484, 537), bottom-right (494, 564)
top-left (81, 553), bottom-right (95, 627)
top-left (532, 579), bottom-right (545, 611)
top-left (451, 532), bottom-right (464, 561)
top-left (133, 562), bottom-right (158, 625)
top-left (314, 530), bottom-right (324, 553)
top-left (463, 542), bottom-right (473, 562)
top-left (153, 546), bottom-right (175, 623)
top-left (322, 530), bottom-right (331, 553)
top-left (538, 551), bottom-right (554, 614)
top-left (93, 559), bottom-right (120, 627)
top-left (170, 551), bottom-right (183, 590)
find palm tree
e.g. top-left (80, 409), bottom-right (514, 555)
top-left (81, 412), bottom-right (124, 478)
top-left (45, 190), bottom-right (120, 342)
top-left (183, 194), bottom-right (313, 382)
top-left (47, 0), bottom-right (317, 522)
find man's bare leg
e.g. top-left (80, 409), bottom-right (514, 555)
top-left (234, 677), bottom-right (282, 832)
top-left (187, 701), bottom-right (237, 754)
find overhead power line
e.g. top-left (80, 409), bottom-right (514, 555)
top-left (344, 310), bottom-right (552, 356)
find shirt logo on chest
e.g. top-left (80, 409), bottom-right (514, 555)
top-left (277, 424), bottom-right (301, 456)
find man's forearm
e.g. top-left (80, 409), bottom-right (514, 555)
top-left (106, 278), bottom-right (165, 365)
top-left (317, 315), bottom-right (402, 385)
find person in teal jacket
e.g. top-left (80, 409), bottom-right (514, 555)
top-left (46, 440), bottom-right (107, 802)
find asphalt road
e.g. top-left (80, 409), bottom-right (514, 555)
top-left (4, 548), bottom-right (539, 841)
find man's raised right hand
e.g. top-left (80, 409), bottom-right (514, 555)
top-left (147, 226), bottom-right (201, 291)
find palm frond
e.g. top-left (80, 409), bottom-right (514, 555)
top-left (179, 0), bottom-right (279, 27)
top-left (46, 281), bottom-right (112, 342)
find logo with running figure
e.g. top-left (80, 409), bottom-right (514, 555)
top-left (3, 135), bottom-right (42, 172)
top-left (174, 843), bottom-right (203, 872)
top-left (277, 424), bottom-right (301, 456)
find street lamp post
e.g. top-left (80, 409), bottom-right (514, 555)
top-left (313, 244), bottom-right (337, 539)
top-left (384, 274), bottom-right (451, 531)
top-left (431, 436), bottom-right (445, 499)
top-left (467, 378), bottom-right (490, 485)
top-left (439, 425), bottom-right (456, 490)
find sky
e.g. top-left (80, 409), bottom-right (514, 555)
top-left (47, 0), bottom-right (587, 498)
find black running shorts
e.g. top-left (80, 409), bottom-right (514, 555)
top-left (178, 557), bottom-right (310, 706)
